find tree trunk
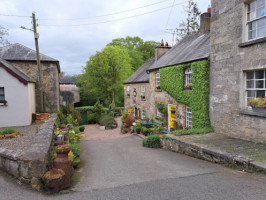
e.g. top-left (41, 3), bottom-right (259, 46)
top-left (111, 90), bottom-right (116, 111)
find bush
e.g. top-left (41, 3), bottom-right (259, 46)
top-left (135, 122), bottom-right (141, 129)
top-left (125, 116), bottom-right (135, 127)
top-left (72, 126), bottom-right (80, 134)
top-left (79, 126), bottom-right (85, 132)
top-left (99, 114), bottom-right (117, 129)
top-left (143, 135), bottom-right (161, 148)
top-left (93, 99), bottom-right (104, 116)
top-left (122, 112), bottom-right (129, 124)
top-left (171, 127), bottom-right (214, 136)
top-left (0, 127), bottom-right (18, 135)
top-left (88, 113), bottom-right (97, 124)
top-left (70, 141), bottom-right (81, 158)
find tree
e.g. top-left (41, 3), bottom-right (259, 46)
top-left (78, 46), bottom-right (132, 109)
top-left (175, 0), bottom-right (201, 41)
top-left (0, 25), bottom-right (9, 46)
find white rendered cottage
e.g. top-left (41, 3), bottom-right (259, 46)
top-left (0, 59), bottom-right (36, 127)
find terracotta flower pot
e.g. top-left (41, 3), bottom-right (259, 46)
top-left (0, 135), bottom-right (5, 139)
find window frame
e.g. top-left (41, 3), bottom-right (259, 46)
top-left (155, 73), bottom-right (160, 89)
top-left (246, 0), bottom-right (266, 41)
top-left (126, 86), bottom-right (130, 96)
top-left (185, 67), bottom-right (192, 86)
top-left (142, 110), bottom-right (146, 119)
top-left (141, 85), bottom-right (145, 98)
top-left (186, 106), bottom-right (192, 128)
top-left (245, 69), bottom-right (266, 106)
top-left (0, 87), bottom-right (5, 103)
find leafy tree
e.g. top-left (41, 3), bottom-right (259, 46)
top-left (78, 46), bottom-right (132, 109)
top-left (175, 0), bottom-right (201, 41)
top-left (139, 41), bottom-right (160, 61)
top-left (0, 25), bottom-right (9, 46)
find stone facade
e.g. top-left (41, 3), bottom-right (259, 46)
top-left (9, 61), bottom-right (60, 113)
top-left (210, 0), bottom-right (266, 141)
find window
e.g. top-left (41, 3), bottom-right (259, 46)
top-left (126, 86), bottom-right (130, 96)
top-left (185, 67), bottom-right (192, 86)
top-left (155, 73), bottom-right (160, 89)
top-left (0, 87), bottom-right (5, 102)
top-left (186, 106), bottom-right (192, 128)
top-left (247, 0), bottom-right (266, 40)
top-left (246, 70), bottom-right (266, 104)
top-left (142, 110), bottom-right (146, 119)
top-left (157, 109), bottom-right (163, 118)
top-left (141, 85), bottom-right (145, 98)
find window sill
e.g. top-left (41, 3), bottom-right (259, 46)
top-left (239, 37), bottom-right (266, 48)
top-left (239, 109), bottom-right (266, 118)
top-left (184, 89), bottom-right (192, 92)
top-left (155, 89), bottom-right (162, 92)
top-left (141, 99), bottom-right (146, 101)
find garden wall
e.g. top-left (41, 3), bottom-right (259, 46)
top-left (0, 114), bottom-right (57, 183)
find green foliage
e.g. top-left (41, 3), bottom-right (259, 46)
top-left (248, 98), bottom-right (266, 107)
top-left (122, 112), bottom-right (129, 124)
top-left (160, 60), bottom-right (211, 129)
top-left (79, 126), bottom-right (85, 132)
top-left (0, 127), bottom-right (17, 135)
top-left (75, 106), bottom-right (109, 112)
top-left (93, 99), bottom-right (104, 115)
top-left (135, 122), bottom-right (141, 128)
top-left (70, 141), bottom-right (81, 158)
top-left (88, 113), bottom-right (96, 124)
top-left (171, 127), bottom-right (214, 136)
top-left (99, 114), bottom-right (118, 129)
top-left (57, 102), bottom-right (80, 126)
top-left (143, 135), bottom-right (161, 148)
top-left (72, 126), bottom-right (80, 134)
top-left (156, 102), bottom-right (168, 117)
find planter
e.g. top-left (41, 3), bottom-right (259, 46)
top-left (100, 126), bottom-right (105, 131)
top-left (252, 107), bottom-right (266, 113)
top-left (43, 176), bottom-right (64, 193)
top-left (54, 148), bottom-right (71, 189)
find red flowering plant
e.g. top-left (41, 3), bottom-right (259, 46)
top-left (56, 144), bottom-right (70, 150)
top-left (125, 116), bottom-right (135, 128)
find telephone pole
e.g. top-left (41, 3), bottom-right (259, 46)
top-left (32, 12), bottom-right (44, 113)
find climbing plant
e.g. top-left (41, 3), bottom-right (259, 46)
top-left (159, 60), bottom-right (211, 129)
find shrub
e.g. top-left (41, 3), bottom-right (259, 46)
top-left (125, 116), bottom-right (135, 127)
top-left (248, 98), bottom-right (266, 108)
top-left (143, 135), bottom-right (161, 148)
top-left (79, 126), bottom-right (85, 132)
top-left (72, 126), bottom-right (80, 134)
top-left (99, 114), bottom-right (117, 129)
top-left (70, 141), bottom-right (81, 158)
top-left (0, 127), bottom-right (18, 135)
top-left (88, 113), bottom-right (96, 124)
top-left (93, 99), bottom-right (104, 116)
top-left (171, 127), bottom-right (214, 136)
top-left (135, 122), bottom-right (141, 129)
top-left (122, 112), bottom-right (129, 124)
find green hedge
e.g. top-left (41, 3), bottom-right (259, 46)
top-left (160, 60), bottom-right (211, 129)
top-left (171, 127), bottom-right (214, 136)
top-left (0, 127), bottom-right (18, 135)
top-left (143, 135), bottom-right (161, 148)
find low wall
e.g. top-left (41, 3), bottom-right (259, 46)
top-left (0, 114), bottom-right (57, 183)
top-left (161, 134), bottom-right (266, 174)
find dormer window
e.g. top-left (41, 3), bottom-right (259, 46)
top-left (156, 73), bottom-right (160, 89)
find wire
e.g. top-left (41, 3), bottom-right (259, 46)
top-left (39, 0), bottom-right (171, 21)
top-left (0, 13), bottom-right (31, 18)
top-left (40, 1), bottom-right (187, 27)
top-left (164, 0), bottom-right (176, 30)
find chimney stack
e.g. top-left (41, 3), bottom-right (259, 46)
top-left (155, 40), bottom-right (171, 61)
top-left (200, 7), bottom-right (211, 35)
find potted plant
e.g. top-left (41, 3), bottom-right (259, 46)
top-left (43, 168), bottom-right (65, 192)
top-left (141, 95), bottom-right (145, 99)
top-left (248, 98), bottom-right (266, 113)
top-left (156, 86), bottom-right (161, 90)
top-left (184, 84), bottom-right (192, 90)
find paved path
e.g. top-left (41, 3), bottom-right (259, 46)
top-left (1, 120), bottom-right (266, 199)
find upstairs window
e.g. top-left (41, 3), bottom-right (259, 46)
top-left (155, 73), bottom-right (160, 89)
top-left (247, 0), bottom-right (266, 40)
top-left (0, 87), bottom-right (5, 102)
top-left (126, 86), bottom-right (130, 96)
top-left (185, 67), bottom-right (192, 86)
top-left (246, 69), bottom-right (266, 104)
top-left (141, 85), bottom-right (145, 99)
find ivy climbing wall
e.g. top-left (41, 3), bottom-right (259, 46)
top-left (160, 60), bottom-right (211, 129)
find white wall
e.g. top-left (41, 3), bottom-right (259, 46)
top-left (28, 83), bottom-right (36, 115)
top-left (0, 67), bottom-right (34, 127)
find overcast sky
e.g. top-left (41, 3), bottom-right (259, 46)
top-left (0, 0), bottom-right (210, 75)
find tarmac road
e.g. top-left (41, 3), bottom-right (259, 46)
top-left (1, 135), bottom-right (266, 200)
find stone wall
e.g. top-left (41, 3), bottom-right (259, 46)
top-left (210, 0), bottom-right (266, 142)
top-left (0, 114), bottom-right (57, 183)
top-left (10, 61), bottom-right (60, 113)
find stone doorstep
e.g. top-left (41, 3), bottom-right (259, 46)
top-left (161, 134), bottom-right (266, 174)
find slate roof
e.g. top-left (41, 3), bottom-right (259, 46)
top-left (0, 58), bottom-right (35, 85)
top-left (124, 58), bottom-right (155, 84)
top-left (0, 43), bottom-right (59, 62)
top-left (60, 76), bottom-right (77, 84)
top-left (148, 31), bottom-right (210, 71)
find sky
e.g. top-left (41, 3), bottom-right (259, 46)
top-left (0, 0), bottom-right (210, 75)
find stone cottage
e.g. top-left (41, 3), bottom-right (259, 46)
top-left (210, 0), bottom-right (266, 141)
top-left (60, 76), bottom-right (80, 106)
top-left (0, 43), bottom-right (60, 113)
top-left (0, 59), bottom-right (36, 127)
top-left (124, 11), bottom-right (211, 131)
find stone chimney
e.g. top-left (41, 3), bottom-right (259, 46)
top-left (200, 7), bottom-right (211, 35)
top-left (155, 40), bottom-right (171, 61)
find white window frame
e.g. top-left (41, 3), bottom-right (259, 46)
top-left (142, 110), bottom-right (146, 119)
top-left (141, 85), bottom-right (145, 97)
top-left (185, 67), bottom-right (192, 86)
top-left (186, 106), bottom-right (192, 128)
top-left (0, 87), bottom-right (5, 102)
top-left (246, 0), bottom-right (266, 41)
top-left (155, 73), bottom-right (160, 88)
top-left (246, 69), bottom-right (266, 105)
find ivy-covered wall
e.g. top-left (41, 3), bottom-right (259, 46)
top-left (160, 60), bottom-right (211, 129)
